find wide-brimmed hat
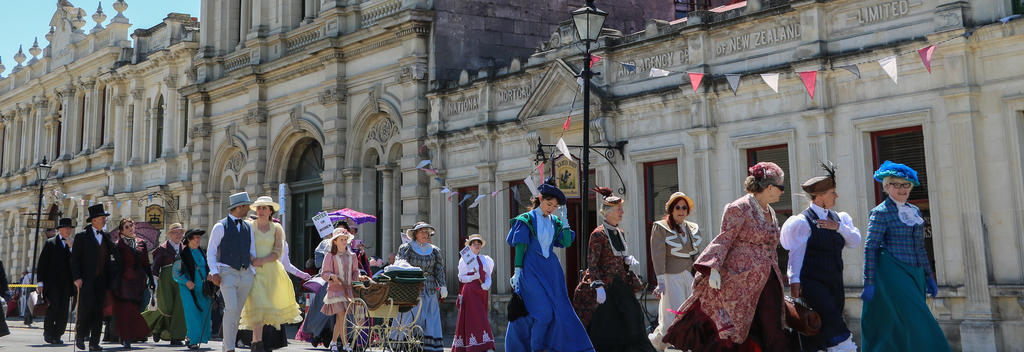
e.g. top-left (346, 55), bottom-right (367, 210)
top-left (464, 234), bottom-right (486, 247)
top-left (873, 160), bottom-right (920, 186)
top-left (183, 228), bottom-right (206, 242)
top-left (228, 192), bottom-right (252, 210)
top-left (407, 222), bottom-right (435, 237)
top-left (665, 192), bottom-right (695, 214)
top-left (328, 227), bottom-right (354, 242)
top-left (86, 204), bottom-right (111, 222)
top-left (537, 183), bottom-right (567, 205)
top-left (251, 196), bottom-right (281, 212)
top-left (57, 218), bottom-right (73, 229)
top-left (167, 223), bottom-right (184, 233)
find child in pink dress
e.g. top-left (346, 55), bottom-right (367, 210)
top-left (320, 228), bottom-right (365, 351)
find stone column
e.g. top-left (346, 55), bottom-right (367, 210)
top-left (148, 106), bottom-right (159, 161)
top-left (943, 88), bottom-right (997, 351)
top-left (14, 116), bottom-right (24, 171)
top-left (379, 166), bottom-right (395, 256)
top-left (58, 88), bottom-right (74, 160)
top-left (0, 119), bottom-right (8, 175)
top-left (686, 127), bottom-right (716, 232)
top-left (177, 98), bottom-right (188, 152)
top-left (80, 84), bottom-right (95, 153)
top-left (129, 95), bottom-right (144, 164)
top-left (19, 108), bottom-right (33, 168)
top-left (303, 0), bottom-right (316, 24)
top-left (87, 83), bottom-right (102, 150)
top-left (111, 95), bottom-right (127, 164)
top-left (33, 102), bottom-right (47, 164)
top-left (239, 0), bottom-right (251, 45)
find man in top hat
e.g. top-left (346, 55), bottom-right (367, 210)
top-left (206, 192), bottom-right (257, 352)
top-left (780, 163), bottom-right (862, 352)
top-left (144, 223), bottom-right (187, 345)
top-left (71, 204), bottom-right (119, 351)
top-left (37, 218), bottom-right (76, 344)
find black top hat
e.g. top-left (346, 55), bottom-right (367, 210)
top-left (57, 218), bottom-right (73, 229)
top-left (86, 204), bottom-right (111, 222)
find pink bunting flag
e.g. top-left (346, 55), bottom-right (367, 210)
top-left (538, 162), bottom-right (545, 181)
top-left (688, 72), bottom-right (705, 92)
top-left (589, 55), bottom-right (602, 68)
top-left (426, 168), bottom-right (438, 175)
top-left (918, 44), bottom-right (937, 74)
top-left (799, 71), bottom-right (818, 99)
top-left (491, 190), bottom-right (500, 197)
top-left (563, 116), bottom-right (571, 130)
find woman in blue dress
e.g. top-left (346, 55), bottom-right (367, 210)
top-left (506, 182), bottom-right (594, 352)
top-left (173, 229), bottom-right (213, 351)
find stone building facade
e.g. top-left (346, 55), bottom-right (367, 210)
top-left (423, 0), bottom-right (1024, 350)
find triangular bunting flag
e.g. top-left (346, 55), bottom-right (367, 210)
top-left (650, 68), bottom-right (670, 78)
top-left (434, 177), bottom-right (444, 186)
top-left (556, 138), bottom-right (572, 159)
top-left (917, 45), bottom-right (936, 74)
top-left (538, 162), bottom-right (545, 182)
top-left (725, 74), bottom-right (742, 94)
top-left (799, 71), bottom-right (818, 99)
top-left (490, 190), bottom-right (500, 197)
top-left (621, 62), bottom-right (636, 73)
top-left (524, 176), bottom-right (539, 197)
top-left (448, 191), bottom-right (459, 202)
top-left (688, 72), bottom-right (705, 93)
top-left (468, 195), bottom-right (487, 208)
top-left (760, 73), bottom-right (780, 93)
top-left (416, 160), bottom-right (431, 169)
top-left (838, 65), bottom-right (861, 79)
top-left (878, 56), bottom-right (898, 84)
top-left (459, 194), bottom-right (473, 205)
top-left (563, 116), bottom-right (571, 130)
top-left (441, 187), bottom-right (450, 194)
top-left (577, 77), bottom-right (584, 93)
top-left (589, 55), bottom-right (602, 68)
top-left (425, 168), bottom-right (438, 176)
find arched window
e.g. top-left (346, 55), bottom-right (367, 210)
top-left (182, 99), bottom-right (189, 147)
top-left (54, 102), bottom-right (62, 160)
top-left (78, 95), bottom-right (86, 153)
top-left (99, 86), bottom-right (107, 145)
top-left (155, 95), bottom-right (165, 158)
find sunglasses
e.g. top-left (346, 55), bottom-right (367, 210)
top-left (769, 183), bottom-right (785, 192)
top-left (672, 205), bottom-right (689, 211)
top-left (887, 182), bottom-right (913, 189)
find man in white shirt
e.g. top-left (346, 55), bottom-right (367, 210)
top-left (206, 192), bottom-right (257, 352)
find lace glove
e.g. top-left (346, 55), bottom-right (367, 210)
top-left (510, 267), bottom-right (523, 291)
top-left (708, 268), bottom-right (722, 290)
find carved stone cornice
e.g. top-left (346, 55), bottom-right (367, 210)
top-left (244, 107), bottom-right (267, 125)
top-left (189, 123), bottom-right (212, 138)
top-left (131, 88), bottom-right (145, 101)
top-left (318, 86), bottom-right (347, 105)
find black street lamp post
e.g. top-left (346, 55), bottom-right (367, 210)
top-left (572, 0), bottom-right (607, 268)
top-left (30, 157), bottom-right (52, 289)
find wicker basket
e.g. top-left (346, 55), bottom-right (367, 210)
top-left (387, 281), bottom-right (424, 306)
top-left (353, 282), bottom-right (390, 310)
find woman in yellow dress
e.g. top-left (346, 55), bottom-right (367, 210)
top-left (240, 196), bottom-right (303, 352)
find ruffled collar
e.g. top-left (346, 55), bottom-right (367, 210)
top-left (889, 197), bottom-right (924, 226)
top-left (411, 241), bottom-right (434, 256)
top-left (602, 222), bottom-right (629, 257)
top-left (656, 220), bottom-right (702, 258)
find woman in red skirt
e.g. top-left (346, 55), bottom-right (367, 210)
top-left (111, 217), bottom-right (154, 349)
top-left (451, 234), bottom-right (495, 352)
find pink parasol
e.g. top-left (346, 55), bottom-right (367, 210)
top-left (108, 221), bottom-right (160, 249)
top-left (327, 208), bottom-right (377, 225)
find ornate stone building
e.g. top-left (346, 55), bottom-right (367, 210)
top-left (424, 0), bottom-right (1024, 350)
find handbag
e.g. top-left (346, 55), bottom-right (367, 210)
top-left (507, 292), bottom-right (529, 322)
top-left (202, 280), bottom-right (219, 298)
top-left (784, 296), bottom-right (821, 336)
top-left (302, 277), bottom-right (326, 293)
top-left (30, 291), bottom-right (48, 316)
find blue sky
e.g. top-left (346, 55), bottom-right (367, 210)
top-left (0, 1), bottom-right (201, 71)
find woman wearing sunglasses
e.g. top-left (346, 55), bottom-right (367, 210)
top-left (647, 192), bottom-right (702, 351)
top-left (663, 161), bottom-right (789, 351)
top-left (860, 161), bottom-right (949, 351)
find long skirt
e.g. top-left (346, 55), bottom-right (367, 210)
top-left (296, 284), bottom-right (335, 347)
top-left (452, 281), bottom-right (495, 352)
top-left (142, 268), bottom-right (187, 342)
top-left (649, 271), bottom-right (694, 350)
top-left (178, 284), bottom-right (212, 345)
top-left (112, 298), bottom-right (151, 341)
top-left (505, 245), bottom-right (594, 352)
top-left (663, 271), bottom-right (786, 352)
top-left (588, 278), bottom-right (656, 352)
top-left (798, 271), bottom-right (850, 351)
top-left (861, 250), bottom-right (950, 352)
top-left (394, 290), bottom-right (444, 351)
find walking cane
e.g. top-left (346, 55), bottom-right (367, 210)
top-left (71, 288), bottom-right (80, 352)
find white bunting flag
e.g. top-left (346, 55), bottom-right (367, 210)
top-left (524, 175), bottom-right (540, 197)
top-left (556, 137), bottom-right (572, 159)
top-left (760, 73), bottom-right (780, 93)
top-left (649, 68), bottom-right (670, 78)
top-left (577, 77), bottom-right (585, 92)
top-left (441, 187), bottom-right (451, 194)
top-left (468, 194), bottom-right (486, 208)
top-left (416, 160), bottom-right (431, 169)
top-left (878, 56), bottom-right (898, 84)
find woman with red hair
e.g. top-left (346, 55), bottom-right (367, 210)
top-left (663, 162), bottom-right (789, 351)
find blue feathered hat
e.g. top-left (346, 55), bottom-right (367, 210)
top-left (537, 181), bottom-right (567, 205)
top-left (873, 160), bottom-right (920, 186)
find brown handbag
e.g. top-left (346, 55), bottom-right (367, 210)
top-left (31, 292), bottom-right (48, 317)
top-left (785, 296), bottom-right (821, 336)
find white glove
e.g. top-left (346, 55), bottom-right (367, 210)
top-left (708, 268), bottom-right (722, 290)
top-left (481, 281), bottom-right (491, 291)
top-left (625, 255), bottom-right (640, 266)
top-left (510, 267), bottom-right (523, 291)
top-left (653, 275), bottom-right (666, 296)
top-left (596, 287), bottom-right (607, 304)
top-left (558, 206), bottom-right (568, 225)
top-left (439, 286), bottom-right (448, 299)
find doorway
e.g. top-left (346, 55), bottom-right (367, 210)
top-left (286, 139), bottom-right (324, 269)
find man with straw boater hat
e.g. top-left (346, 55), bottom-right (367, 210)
top-left (206, 192), bottom-right (258, 352)
top-left (71, 204), bottom-right (118, 351)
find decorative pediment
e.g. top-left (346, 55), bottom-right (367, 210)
top-left (516, 59), bottom-right (603, 123)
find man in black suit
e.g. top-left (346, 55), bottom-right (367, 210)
top-left (37, 218), bottom-right (75, 344)
top-left (70, 205), bottom-right (118, 351)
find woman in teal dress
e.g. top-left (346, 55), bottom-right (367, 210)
top-left (173, 229), bottom-right (212, 351)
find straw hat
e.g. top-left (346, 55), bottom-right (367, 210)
top-left (251, 196), bottom-right (281, 212)
top-left (328, 227), bottom-right (354, 242)
top-left (665, 192), bottom-right (695, 214)
top-left (464, 234), bottom-right (486, 247)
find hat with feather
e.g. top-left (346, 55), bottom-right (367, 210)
top-left (592, 186), bottom-right (623, 206)
top-left (801, 161), bottom-right (838, 195)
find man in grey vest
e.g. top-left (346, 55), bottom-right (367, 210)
top-left (206, 192), bottom-right (257, 352)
